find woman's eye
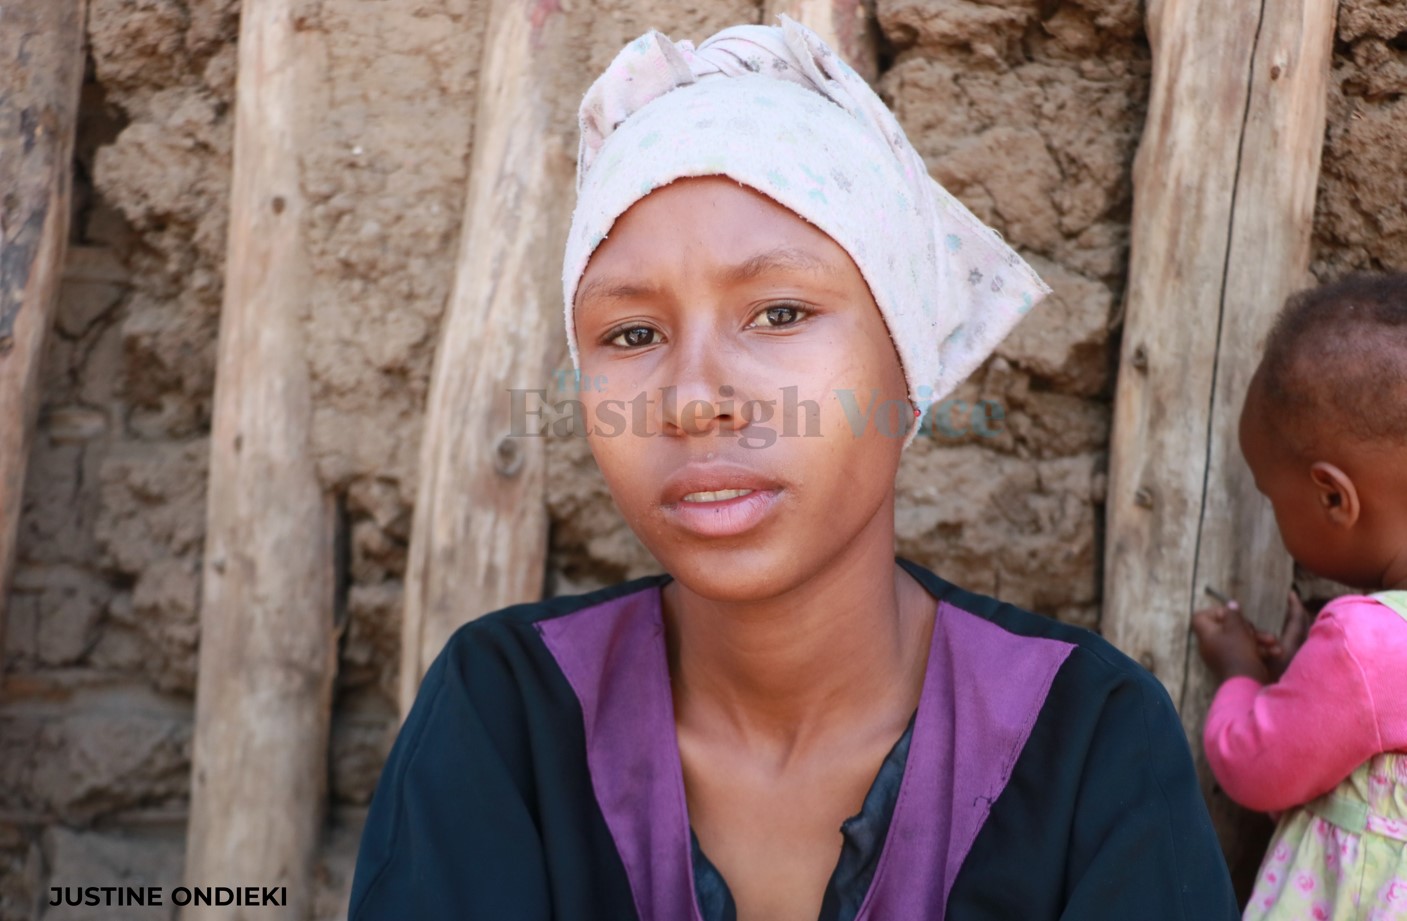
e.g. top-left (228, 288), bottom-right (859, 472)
top-left (752, 304), bottom-right (808, 328)
top-left (608, 326), bottom-right (659, 348)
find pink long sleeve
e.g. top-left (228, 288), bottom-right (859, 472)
top-left (1203, 595), bottom-right (1407, 813)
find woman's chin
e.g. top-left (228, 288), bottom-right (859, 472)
top-left (656, 545), bottom-right (810, 606)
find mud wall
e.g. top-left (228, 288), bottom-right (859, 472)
top-left (3, 0), bottom-right (1404, 918)
top-left (1313, 1), bottom-right (1407, 277)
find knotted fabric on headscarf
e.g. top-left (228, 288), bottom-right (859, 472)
top-left (563, 16), bottom-right (1051, 448)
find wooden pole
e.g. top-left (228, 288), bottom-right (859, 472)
top-left (1185, 0), bottom-right (1338, 890)
top-left (399, 0), bottom-right (574, 713)
top-left (183, 0), bottom-right (337, 916)
top-left (1103, 0), bottom-right (1336, 894)
top-left (0, 0), bottom-right (87, 644)
top-left (763, 0), bottom-right (879, 83)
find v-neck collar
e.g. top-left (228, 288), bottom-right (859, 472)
top-left (689, 708), bottom-right (917, 921)
top-left (535, 561), bottom-right (1075, 921)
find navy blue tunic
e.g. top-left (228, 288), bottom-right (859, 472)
top-left (350, 558), bottom-right (1238, 919)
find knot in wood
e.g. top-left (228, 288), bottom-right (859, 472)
top-left (494, 437), bottom-right (525, 478)
top-left (1134, 486), bottom-right (1155, 509)
top-left (1138, 651), bottom-right (1156, 673)
top-left (1131, 345), bottom-right (1149, 371)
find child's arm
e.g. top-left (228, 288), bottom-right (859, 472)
top-left (1253, 590), bottom-right (1313, 680)
top-left (1202, 605), bottom-right (1382, 813)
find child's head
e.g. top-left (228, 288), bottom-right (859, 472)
top-left (560, 19), bottom-right (1051, 599)
top-left (1239, 272), bottom-right (1407, 589)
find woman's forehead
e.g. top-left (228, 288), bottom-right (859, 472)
top-left (575, 179), bottom-right (864, 313)
top-left (581, 177), bottom-right (850, 274)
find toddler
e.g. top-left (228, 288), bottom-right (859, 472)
top-left (1193, 273), bottom-right (1407, 919)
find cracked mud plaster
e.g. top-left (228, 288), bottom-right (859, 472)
top-left (1313, 0), bottom-right (1407, 278)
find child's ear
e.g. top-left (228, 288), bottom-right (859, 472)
top-left (1309, 462), bottom-right (1359, 527)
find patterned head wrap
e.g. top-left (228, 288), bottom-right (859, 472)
top-left (563, 16), bottom-right (1050, 447)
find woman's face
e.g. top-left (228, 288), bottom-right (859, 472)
top-left (573, 176), bottom-right (910, 603)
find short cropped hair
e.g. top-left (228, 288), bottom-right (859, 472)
top-left (1259, 272), bottom-right (1407, 452)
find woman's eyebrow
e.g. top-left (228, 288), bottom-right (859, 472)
top-left (575, 277), bottom-right (663, 313)
top-left (721, 246), bottom-right (838, 284)
top-left (576, 246), bottom-right (838, 313)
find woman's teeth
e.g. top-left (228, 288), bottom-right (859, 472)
top-left (681, 488), bottom-right (754, 503)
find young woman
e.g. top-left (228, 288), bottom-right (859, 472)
top-left (350, 18), bottom-right (1238, 921)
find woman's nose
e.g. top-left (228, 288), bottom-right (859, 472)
top-left (658, 342), bottom-right (749, 437)
top-left (662, 383), bottom-right (751, 436)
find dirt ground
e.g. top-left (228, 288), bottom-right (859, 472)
top-left (3, 0), bottom-right (1405, 917)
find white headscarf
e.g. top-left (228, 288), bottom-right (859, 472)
top-left (563, 16), bottom-right (1050, 447)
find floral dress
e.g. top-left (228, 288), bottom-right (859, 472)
top-left (1245, 592), bottom-right (1407, 921)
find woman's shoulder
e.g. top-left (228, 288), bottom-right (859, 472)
top-left (436, 572), bottom-right (672, 659)
top-left (897, 556), bottom-right (1170, 702)
top-left (390, 575), bottom-right (681, 807)
top-left (353, 580), bottom-right (649, 920)
top-left (405, 573), bottom-right (672, 738)
top-left (903, 558), bottom-right (1239, 919)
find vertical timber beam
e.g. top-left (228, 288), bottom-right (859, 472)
top-left (1104, 0), bottom-right (1336, 893)
top-left (183, 0), bottom-right (337, 916)
top-left (1185, 0), bottom-right (1338, 890)
top-left (400, 0), bottom-right (574, 712)
top-left (0, 0), bottom-right (87, 644)
top-left (764, 0), bottom-right (879, 83)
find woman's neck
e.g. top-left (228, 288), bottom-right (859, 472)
top-left (663, 522), bottom-right (936, 767)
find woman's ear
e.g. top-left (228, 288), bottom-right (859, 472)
top-left (1309, 461), bottom-right (1360, 528)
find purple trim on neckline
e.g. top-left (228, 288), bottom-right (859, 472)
top-left (535, 587), bottom-right (701, 921)
top-left (536, 587), bottom-right (1074, 921)
top-left (854, 600), bottom-right (1074, 919)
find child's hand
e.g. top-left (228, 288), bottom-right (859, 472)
top-left (1253, 590), bottom-right (1311, 681)
top-left (1191, 602), bottom-right (1272, 684)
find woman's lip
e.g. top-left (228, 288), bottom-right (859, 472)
top-left (659, 461), bottom-right (782, 506)
top-left (661, 488), bottom-right (783, 538)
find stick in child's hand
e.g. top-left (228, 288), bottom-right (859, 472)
top-left (1204, 585), bottom-right (1239, 609)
